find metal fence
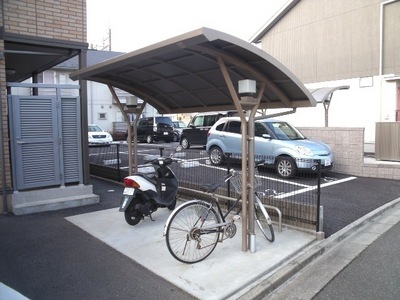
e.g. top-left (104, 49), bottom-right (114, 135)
top-left (89, 144), bottom-right (321, 231)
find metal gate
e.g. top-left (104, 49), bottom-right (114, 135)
top-left (8, 89), bottom-right (82, 191)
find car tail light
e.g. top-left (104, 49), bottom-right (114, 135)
top-left (124, 177), bottom-right (140, 189)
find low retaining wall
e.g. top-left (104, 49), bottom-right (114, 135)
top-left (299, 127), bottom-right (400, 180)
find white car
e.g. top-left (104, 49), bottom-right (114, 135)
top-left (88, 124), bottom-right (113, 146)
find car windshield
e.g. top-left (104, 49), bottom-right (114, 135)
top-left (174, 121), bottom-right (186, 128)
top-left (265, 121), bottom-right (305, 140)
top-left (88, 125), bottom-right (103, 132)
top-left (155, 117), bottom-right (173, 126)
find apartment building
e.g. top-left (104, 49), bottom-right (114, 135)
top-left (0, 0), bottom-right (96, 214)
top-left (252, 0), bottom-right (400, 151)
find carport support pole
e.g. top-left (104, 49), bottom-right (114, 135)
top-left (217, 57), bottom-right (264, 253)
top-left (108, 85), bottom-right (145, 174)
top-left (247, 106), bottom-right (257, 252)
top-left (244, 84), bottom-right (265, 253)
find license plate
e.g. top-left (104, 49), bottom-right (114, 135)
top-left (123, 187), bottom-right (135, 195)
top-left (324, 158), bottom-right (331, 166)
top-left (163, 132), bottom-right (168, 135)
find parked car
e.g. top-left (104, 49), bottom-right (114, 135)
top-left (172, 120), bottom-right (187, 142)
top-left (206, 117), bottom-right (334, 178)
top-left (180, 111), bottom-right (238, 149)
top-left (88, 124), bottom-right (113, 146)
top-left (136, 116), bottom-right (174, 143)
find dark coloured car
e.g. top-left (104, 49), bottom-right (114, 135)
top-left (180, 111), bottom-right (238, 149)
top-left (136, 116), bottom-right (174, 143)
top-left (172, 120), bottom-right (187, 142)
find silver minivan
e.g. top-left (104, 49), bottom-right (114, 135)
top-left (206, 117), bottom-right (334, 178)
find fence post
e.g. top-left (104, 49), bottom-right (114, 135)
top-left (226, 153), bottom-right (231, 209)
top-left (316, 159), bottom-right (322, 232)
top-left (116, 144), bottom-right (121, 181)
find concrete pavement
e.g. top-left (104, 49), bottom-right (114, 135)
top-left (1, 177), bottom-right (400, 299)
top-left (66, 205), bottom-right (316, 300)
top-left (261, 197), bottom-right (400, 300)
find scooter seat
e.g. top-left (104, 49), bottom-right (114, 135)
top-left (138, 173), bottom-right (158, 186)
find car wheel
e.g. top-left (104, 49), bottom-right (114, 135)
top-left (146, 134), bottom-right (153, 144)
top-left (276, 156), bottom-right (296, 178)
top-left (209, 146), bottom-right (224, 165)
top-left (181, 137), bottom-right (190, 149)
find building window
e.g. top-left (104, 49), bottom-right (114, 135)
top-left (98, 113), bottom-right (107, 120)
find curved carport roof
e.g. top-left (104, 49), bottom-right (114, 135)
top-left (70, 27), bottom-right (315, 113)
top-left (70, 28), bottom-right (317, 251)
top-left (309, 86), bottom-right (350, 103)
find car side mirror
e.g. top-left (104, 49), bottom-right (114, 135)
top-left (262, 134), bottom-right (272, 139)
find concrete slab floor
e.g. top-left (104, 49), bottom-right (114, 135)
top-left (66, 205), bottom-right (316, 300)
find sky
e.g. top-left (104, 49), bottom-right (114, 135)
top-left (86, 0), bottom-right (288, 53)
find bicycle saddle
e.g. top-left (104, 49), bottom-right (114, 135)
top-left (200, 182), bottom-right (222, 193)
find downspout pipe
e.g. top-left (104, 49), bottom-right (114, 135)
top-left (0, 91), bottom-right (8, 213)
top-left (379, 0), bottom-right (398, 121)
top-left (379, 0), bottom-right (399, 76)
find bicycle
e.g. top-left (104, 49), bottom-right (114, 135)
top-left (163, 168), bottom-right (275, 264)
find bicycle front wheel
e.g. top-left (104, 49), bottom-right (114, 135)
top-left (254, 196), bottom-right (275, 242)
top-left (165, 201), bottom-right (221, 264)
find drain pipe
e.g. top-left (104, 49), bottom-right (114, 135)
top-left (0, 91), bottom-right (8, 213)
top-left (379, 0), bottom-right (399, 121)
top-left (379, 0), bottom-right (398, 77)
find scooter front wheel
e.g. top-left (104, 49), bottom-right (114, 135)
top-left (124, 200), bottom-right (143, 225)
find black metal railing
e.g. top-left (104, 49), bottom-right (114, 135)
top-left (89, 144), bottom-right (321, 231)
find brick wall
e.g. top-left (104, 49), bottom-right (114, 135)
top-left (299, 127), bottom-right (400, 180)
top-left (2, 0), bottom-right (86, 42)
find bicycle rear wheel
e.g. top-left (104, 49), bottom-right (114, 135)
top-left (165, 201), bottom-right (221, 264)
top-left (254, 195), bottom-right (275, 242)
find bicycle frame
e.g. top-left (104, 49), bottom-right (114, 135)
top-left (164, 168), bottom-right (275, 263)
top-left (198, 196), bottom-right (242, 241)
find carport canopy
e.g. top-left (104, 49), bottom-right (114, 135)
top-left (70, 27), bottom-right (318, 253)
top-left (69, 27), bottom-right (316, 114)
top-left (309, 86), bottom-right (350, 103)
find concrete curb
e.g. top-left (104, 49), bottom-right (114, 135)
top-left (236, 197), bottom-right (400, 300)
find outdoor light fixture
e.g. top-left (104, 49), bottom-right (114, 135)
top-left (126, 95), bottom-right (138, 108)
top-left (6, 68), bottom-right (16, 75)
top-left (238, 79), bottom-right (256, 97)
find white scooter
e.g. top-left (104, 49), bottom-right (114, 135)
top-left (119, 146), bottom-right (182, 226)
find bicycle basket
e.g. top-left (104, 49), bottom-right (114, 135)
top-left (230, 168), bottom-right (262, 194)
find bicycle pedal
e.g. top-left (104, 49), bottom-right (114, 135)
top-left (232, 215), bottom-right (241, 221)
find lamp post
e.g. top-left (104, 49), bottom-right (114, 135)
top-left (322, 95), bottom-right (331, 127)
top-left (238, 79), bottom-right (258, 253)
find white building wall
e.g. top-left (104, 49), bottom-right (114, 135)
top-left (270, 75), bottom-right (398, 147)
top-left (87, 81), bottom-right (131, 133)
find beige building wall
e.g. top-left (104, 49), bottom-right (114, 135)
top-left (299, 127), bottom-right (400, 180)
top-left (257, 0), bottom-right (399, 152)
top-left (0, 0), bottom-right (87, 213)
top-left (2, 0), bottom-right (86, 42)
top-left (260, 0), bottom-right (399, 83)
